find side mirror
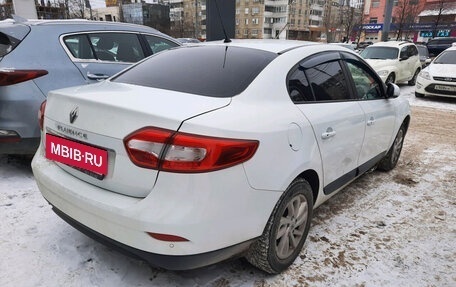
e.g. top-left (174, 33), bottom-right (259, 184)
top-left (386, 83), bottom-right (400, 98)
top-left (425, 58), bottom-right (432, 64)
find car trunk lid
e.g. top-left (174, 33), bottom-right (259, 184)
top-left (43, 81), bottom-right (231, 198)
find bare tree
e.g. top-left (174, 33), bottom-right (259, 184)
top-left (393, 0), bottom-right (420, 41)
top-left (431, 0), bottom-right (450, 38)
top-left (68, 0), bottom-right (86, 19)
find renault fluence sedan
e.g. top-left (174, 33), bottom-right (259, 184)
top-left (32, 40), bottom-right (410, 274)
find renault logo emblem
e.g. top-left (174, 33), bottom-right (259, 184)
top-left (69, 107), bottom-right (79, 124)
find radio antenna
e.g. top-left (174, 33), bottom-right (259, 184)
top-left (214, 0), bottom-right (231, 43)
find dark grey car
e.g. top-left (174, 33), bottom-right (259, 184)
top-left (0, 18), bottom-right (180, 154)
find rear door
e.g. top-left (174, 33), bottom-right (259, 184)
top-left (289, 52), bottom-right (366, 195)
top-left (61, 32), bottom-right (179, 83)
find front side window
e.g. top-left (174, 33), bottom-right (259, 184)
top-left (346, 62), bottom-right (382, 100)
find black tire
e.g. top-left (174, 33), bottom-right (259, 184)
top-left (415, 92), bottom-right (425, 98)
top-left (378, 124), bottom-right (406, 171)
top-left (408, 69), bottom-right (420, 86)
top-left (245, 178), bottom-right (313, 274)
top-left (386, 73), bottom-right (395, 85)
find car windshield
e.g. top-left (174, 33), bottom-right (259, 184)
top-left (360, 47), bottom-right (398, 60)
top-left (112, 45), bottom-right (278, 97)
top-left (433, 50), bottom-right (456, 64)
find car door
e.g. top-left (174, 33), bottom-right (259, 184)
top-left (288, 52), bottom-right (366, 195)
top-left (61, 32), bottom-right (145, 83)
top-left (342, 53), bottom-right (396, 173)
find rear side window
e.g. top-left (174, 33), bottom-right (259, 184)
top-left (63, 33), bottom-right (145, 63)
top-left (144, 35), bottom-right (179, 54)
top-left (112, 45), bottom-right (277, 97)
top-left (0, 24), bottom-right (30, 57)
top-left (287, 52), bottom-right (354, 103)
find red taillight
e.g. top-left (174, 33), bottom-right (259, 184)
top-left (124, 127), bottom-right (259, 173)
top-left (38, 101), bottom-right (46, 131)
top-left (0, 69), bottom-right (48, 86)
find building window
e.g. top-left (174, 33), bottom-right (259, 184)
top-left (252, 29), bottom-right (258, 37)
top-left (369, 17), bottom-right (378, 23)
top-left (245, 8), bottom-right (249, 14)
top-left (236, 19), bottom-right (240, 25)
top-left (244, 29), bottom-right (249, 36)
top-left (252, 18), bottom-right (259, 25)
top-left (252, 7), bottom-right (260, 15)
top-left (245, 18), bottom-right (249, 25)
top-left (372, 0), bottom-right (380, 8)
top-left (236, 8), bottom-right (240, 15)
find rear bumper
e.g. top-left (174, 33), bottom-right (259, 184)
top-left (32, 142), bottom-right (281, 267)
top-left (0, 137), bottom-right (40, 155)
top-left (53, 205), bottom-right (254, 270)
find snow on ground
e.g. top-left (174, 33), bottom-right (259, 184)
top-left (1, 85), bottom-right (455, 287)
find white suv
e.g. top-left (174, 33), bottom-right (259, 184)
top-left (360, 41), bottom-right (422, 85)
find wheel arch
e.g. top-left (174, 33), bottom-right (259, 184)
top-left (296, 169), bottom-right (319, 205)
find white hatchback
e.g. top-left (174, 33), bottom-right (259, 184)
top-left (32, 40), bottom-right (411, 274)
top-left (360, 41), bottom-right (422, 85)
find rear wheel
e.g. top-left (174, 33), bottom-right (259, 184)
top-left (246, 178), bottom-right (313, 274)
top-left (378, 124), bottom-right (406, 171)
top-left (386, 73), bottom-right (395, 85)
top-left (408, 69), bottom-right (420, 86)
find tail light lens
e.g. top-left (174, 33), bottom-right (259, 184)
top-left (124, 127), bottom-right (259, 173)
top-left (38, 101), bottom-right (46, 131)
top-left (0, 69), bottom-right (48, 86)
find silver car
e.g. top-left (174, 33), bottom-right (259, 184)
top-left (0, 18), bottom-right (180, 154)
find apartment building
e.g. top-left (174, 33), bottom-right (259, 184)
top-left (235, 0), bottom-right (326, 41)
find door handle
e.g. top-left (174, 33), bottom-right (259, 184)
top-left (367, 117), bottom-right (375, 126)
top-left (321, 127), bottom-right (336, 139)
top-left (87, 72), bottom-right (110, 80)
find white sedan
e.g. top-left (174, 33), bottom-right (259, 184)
top-left (415, 44), bottom-right (456, 98)
top-left (32, 40), bottom-right (410, 274)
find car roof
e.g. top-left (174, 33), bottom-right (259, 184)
top-left (1, 17), bottom-right (161, 33)
top-left (370, 41), bottom-right (412, 48)
top-left (199, 39), bottom-right (318, 54)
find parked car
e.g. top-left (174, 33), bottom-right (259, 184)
top-left (177, 37), bottom-right (201, 44)
top-left (360, 41), bottom-right (421, 85)
top-left (426, 37), bottom-right (456, 57)
top-left (415, 43), bottom-right (456, 98)
top-left (329, 42), bottom-right (355, 51)
top-left (32, 40), bottom-right (410, 274)
top-left (0, 18), bottom-right (181, 155)
top-left (356, 41), bottom-right (373, 50)
top-left (416, 44), bottom-right (431, 68)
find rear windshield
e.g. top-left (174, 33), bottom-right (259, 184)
top-left (112, 45), bottom-right (277, 97)
top-left (0, 24), bottom-right (30, 57)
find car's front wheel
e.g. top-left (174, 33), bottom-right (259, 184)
top-left (378, 124), bottom-right (406, 171)
top-left (246, 178), bottom-right (313, 274)
top-left (408, 69), bottom-right (420, 86)
top-left (415, 92), bottom-right (425, 98)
